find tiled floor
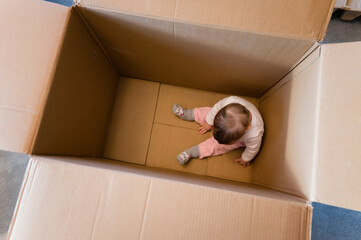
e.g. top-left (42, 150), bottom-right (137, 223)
top-left (1, 3), bottom-right (361, 240)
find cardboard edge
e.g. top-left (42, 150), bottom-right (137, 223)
top-left (249, 180), bottom-right (310, 200)
top-left (317, 0), bottom-right (337, 41)
top-left (73, 6), bottom-right (120, 76)
top-left (34, 156), bottom-right (309, 205)
top-left (305, 202), bottom-right (314, 240)
top-left (28, 10), bottom-right (72, 155)
top-left (78, 4), bottom-right (319, 42)
top-left (6, 157), bottom-right (37, 239)
top-left (309, 45), bottom-right (324, 202)
top-left (258, 43), bottom-right (321, 104)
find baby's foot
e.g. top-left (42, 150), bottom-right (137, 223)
top-left (177, 152), bottom-right (192, 165)
top-left (172, 103), bottom-right (194, 121)
top-left (176, 146), bottom-right (200, 165)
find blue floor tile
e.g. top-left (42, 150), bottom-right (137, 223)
top-left (312, 202), bottom-right (361, 240)
top-left (45, 0), bottom-right (73, 7)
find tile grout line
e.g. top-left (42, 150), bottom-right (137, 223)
top-left (144, 84), bottom-right (162, 166)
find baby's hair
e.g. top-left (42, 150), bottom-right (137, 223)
top-left (213, 103), bottom-right (250, 145)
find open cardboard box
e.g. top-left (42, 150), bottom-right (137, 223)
top-left (1, 0), bottom-right (361, 239)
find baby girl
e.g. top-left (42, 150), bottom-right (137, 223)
top-left (172, 96), bottom-right (264, 168)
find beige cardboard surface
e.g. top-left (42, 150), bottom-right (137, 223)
top-left (0, 0), bottom-right (70, 153)
top-left (155, 84), bottom-right (217, 129)
top-left (30, 155), bottom-right (309, 203)
top-left (142, 179), bottom-right (311, 240)
top-left (78, 6), bottom-right (315, 97)
top-left (8, 156), bottom-right (311, 239)
top-left (155, 84), bottom-right (258, 129)
top-left (103, 78), bottom-right (160, 164)
top-left (8, 157), bottom-right (150, 240)
top-left (315, 42), bottom-right (361, 211)
top-left (79, 0), bottom-right (334, 40)
top-left (254, 55), bottom-right (321, 199)
top-left (147, 123), bottom-right (210, 175)
top-left (32, 9), bottom-right (118, 157)
top-left (206, 148), bottom-right (252, 183)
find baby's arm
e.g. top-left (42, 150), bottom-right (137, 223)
top-left (235, 135), bottom-right (262, 167)
top-left (205, 96), bottom-right (234, 125)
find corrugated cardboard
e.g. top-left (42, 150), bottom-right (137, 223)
top-left (32, 9), bottom-right (118, 157)
top-left (8, 156), bottom-right (312, 240)
top-left (254, 52), bottom-right (321, 199)
top-left (8, 157), bottom-right (151, 240)
top-left (79, 0), bottom-right (333, 40)
top-left (154, 84), bottom-right (258, 130)
top-left (151, 84), bottom-right (254, 181)
top-left (77, 6), bottom-right (316, 97)
top-left (154, 84), bottom-right (217, 130)
top-left (103, 78), bottom-right (160, 164)
top-left (3, 0), bottom-right (361, 238)
top-left (147, 123), bottom-right (210, 175)
top-left (256, 42), bottom-right (361, 210)
top-left (142, 179), bottom-right (311, 240)
top-left (206, 147), bottom-right (251, 183)
top-left (0, 0), bottom-right (70, 153)
top-left (315, 42), bottom-right (361, 211)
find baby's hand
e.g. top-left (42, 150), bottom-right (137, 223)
top-left (235, 158), bottom-right (250, 168)
top-left (198, 122), bottom-right (212, 135)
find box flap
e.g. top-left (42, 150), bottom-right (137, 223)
top-left (79, 0), bottom-right (334, 41)
top-left (8, 156), bottom-right (151, 239)
top-left (0, 0), bottom-right (70, 154)
top-left (255, 42), bottom-right (361, 211)
top-left (8, 156), bottom-right (312, 240)
top-left (142, 179), bottom-right (311, 240)
top-left (314, 42), bottom-right (361, 211)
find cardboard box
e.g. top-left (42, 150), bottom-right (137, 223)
top-left (2, 0), bottom-right (361, 239)
top-left (335, 0), bottom-right (361, 10)
top-left (334, 0), bottom-right (361, 20)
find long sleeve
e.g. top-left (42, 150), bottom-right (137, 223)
top-left (241, 134), bottom-right (263, 162)
top-left (205, 97), bottom-right (233, 125)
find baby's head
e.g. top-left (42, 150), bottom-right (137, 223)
top-left (213, 103), bottom-right (250, 145)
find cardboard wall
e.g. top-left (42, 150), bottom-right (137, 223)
top-left (103, 78), bottom-right (159, 164)
top-left (32, 9), bottom-right (118, 157)
top-left (254, 48), bottom-right (322, 199)
top-left (79, 0), bottom-right (334, 40)
top-left (0, 0), bottom-right (70, 153)
top-left (78, 6), bottom-right (315, 97)
top-left (315, 42), bottom-right (361, 211)
top-left (8, 156), bottom-right (312, 240)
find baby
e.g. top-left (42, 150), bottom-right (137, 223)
top-left (172, 96), bottom-right (264, 168)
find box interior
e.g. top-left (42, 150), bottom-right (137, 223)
top-left (3, 0), bottom-right (361, 213)
top-left (30, 6), bottom-right (324, 199)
